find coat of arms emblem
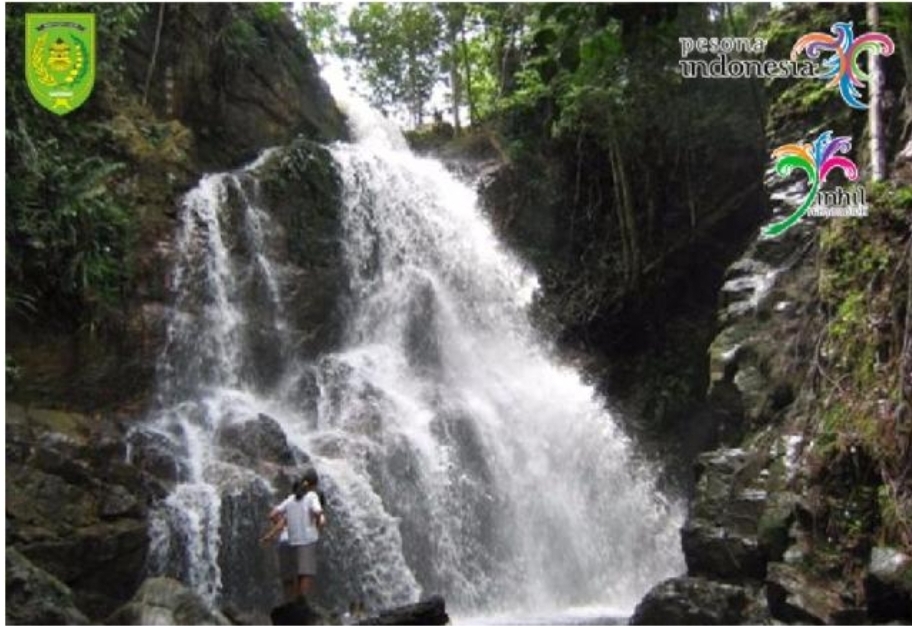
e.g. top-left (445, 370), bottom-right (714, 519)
top-left (25, 13), bottom-right (96, 115)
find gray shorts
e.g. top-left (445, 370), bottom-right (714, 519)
top-left (279, 543), bottom-right (317, 578)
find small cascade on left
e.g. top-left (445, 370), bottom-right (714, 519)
top-left (132, 152), bottom-right (304, 613)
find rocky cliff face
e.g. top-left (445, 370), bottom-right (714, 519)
top-left (123, 4), bottom-right (348, 170)
top-left (630, 5), bottom-right (912, 620)
top-left (632, 167), bottom-right (912, 626)
top-left (6, 404), bottom-right (161, 621)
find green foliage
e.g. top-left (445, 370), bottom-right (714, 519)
top-left (298, 3), bottom-right (347, 56)
top-left (218, 16), bottom-right (266, 63)
top-left (348, 3), bottom-right (442, 125)
top-left (255, 2), bottom-right (283, 23)
top-left (810, 182), bottom-right (912, 551)
top-left (5, 3), bottom-right (147, 328)
top-left (868, 181), bottom-right (912, 223)
top-left (829, 290), bottom-right (866, 339)
top-left (7, 126), bottom-right (132, 317)
top-left (6, 354), bottom-right (22, 393)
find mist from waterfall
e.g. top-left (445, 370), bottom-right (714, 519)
top-left (137, 69), bottom-right (685, 619)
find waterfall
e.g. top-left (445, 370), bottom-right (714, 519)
top-left (136, 84), bottom-right (685, 618)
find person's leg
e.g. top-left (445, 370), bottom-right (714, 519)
top-left (283, 578), bottom-right (297, 602)
top-left (296, 543), bottom-right (318, 598)
top-left (278, 544), bottom-right (297, 601)
top-left (298, 574), bottom-right (314, 597)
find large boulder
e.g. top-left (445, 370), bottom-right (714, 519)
top-left (216, 473), bottom-right (287, 614)
top-left (6, 548), bottom-right (90, 625)
top-left (105, 577), bottom-right (231, 625)
top-left (765, 563), bottom-right (861, 625)
top-left (257, 140), bottom-right (348, 359)
top-left (270, 598), bottom-right (334, 626)
top-left (216, 413), bottom-right (300, 468)
top-left (357, 595), bottom-right (449, 626)
top-left (126, 427), bottom-right (190, 485)
top-left (629, 577), bottom-right (753, 625)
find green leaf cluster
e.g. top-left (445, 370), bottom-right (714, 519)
top-left (347, 3), bottom-right (443, 126)
top-left (811, 183), bottom-right (912, 549)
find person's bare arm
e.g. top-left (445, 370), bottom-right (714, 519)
top-left (260, 515), bottom-right (286, 544)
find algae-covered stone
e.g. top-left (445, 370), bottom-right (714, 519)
top-left (766, 562), bottom-right (854, 625)
top-left (630, 576), bottom-right (752, 625)
top-left (105, 577), bottom-right (232, 625)
top-left (758, 491), bottom-right (798, 562)
top-left (6, 548), bottom-right (90, 625)
top-left (865, 547), bottom-right (912, 622)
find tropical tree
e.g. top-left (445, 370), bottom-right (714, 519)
top-left (348, 3), bottom-right (442, 126)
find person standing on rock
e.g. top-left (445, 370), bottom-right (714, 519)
top-left (261, 480), bottom-right (299, 602)
top-left (268, 467), bottom-right (326, 599)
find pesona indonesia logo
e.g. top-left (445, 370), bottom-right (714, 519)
top-left (678, 36), bottom-right (816, 79)
top-left (791, 22), bottom-right (894, 110)
top-left (680, 22), bottom-right (894, 110)
top-left (764, 130), bottom-right (864, 238)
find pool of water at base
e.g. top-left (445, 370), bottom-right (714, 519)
top-left (454, 604), bottom-right (629, 625)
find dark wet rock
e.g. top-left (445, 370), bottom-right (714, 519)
top-left (704, 378), bottom-right (747, 446)
top-left (682, 448), bottom-right (769, 581)
top-left (6, 404), bottom-right (157, 621)
top-left (6, 548), bottom-right (90, 625)
top-left (681, 520), bottom-right (767, 582)
top-left (258, 140), bottom-right (347, 359)
top-left (127, 428), bottom-right (189, 484)
top-left (19, 518), bottom-right (150, 620)
top-left (217, 413), bottom-right (297, 467)
top-left (105, 577), bottom-right (232, 625)
top-left (217, 476), bottom-right (285, 614)
top-left (757, 492), bottom-right (798, 563)
top-left (630, 577), bottom-right (752, 625)
top-left (99, 484), bottom-right (144, 519)
top-left (270, 597), bottom-right (334, 625)
top-left (864, 547), bottom-right (912, 622)
top-left (124, 5), bottom-right (347, 170)
top-left (766, 563), bottom-right (854, 625)
top-left (357, 595), bottom-right (449, 625)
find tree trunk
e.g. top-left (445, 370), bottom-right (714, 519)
top-left (868, 2), bottom-right (886, 181)
top-left (460, 24), bottom-right (476, 126)
top-left (445, 14), bottom-right (462, 133)
top-left (616, 140), bottom-right (641, 284)
top-left (142, 4), bottom-right (166, 106)
top-left (608, 142), bottom-right (631, 284)
top-left (450, 61), bottom-right (462, 132)
top-left (903, 241), bottom-right (912, 407)
top-left (608, 132), bottom-right (640, 286)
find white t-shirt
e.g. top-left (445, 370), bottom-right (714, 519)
top-left (274, 492), bottom-right (322, 546)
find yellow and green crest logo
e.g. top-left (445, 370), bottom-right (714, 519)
top-left (26, 13), bottom-right (95, 115)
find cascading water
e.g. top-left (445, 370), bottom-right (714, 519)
top-left (135, 79), bottom-right (685, 619)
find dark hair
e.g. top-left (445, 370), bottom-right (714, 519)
top-left (302, 467), bottom-right (318, 486)
top-left (293, 479), bottom-right (307, 501)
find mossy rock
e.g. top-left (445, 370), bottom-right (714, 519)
top-left (252, 139), bottom-right (348, 358)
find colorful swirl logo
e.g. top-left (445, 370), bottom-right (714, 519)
top-left (791, 22), bottom-right (895, 110)
top-left (764, 130), bottom-right (859, 237)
